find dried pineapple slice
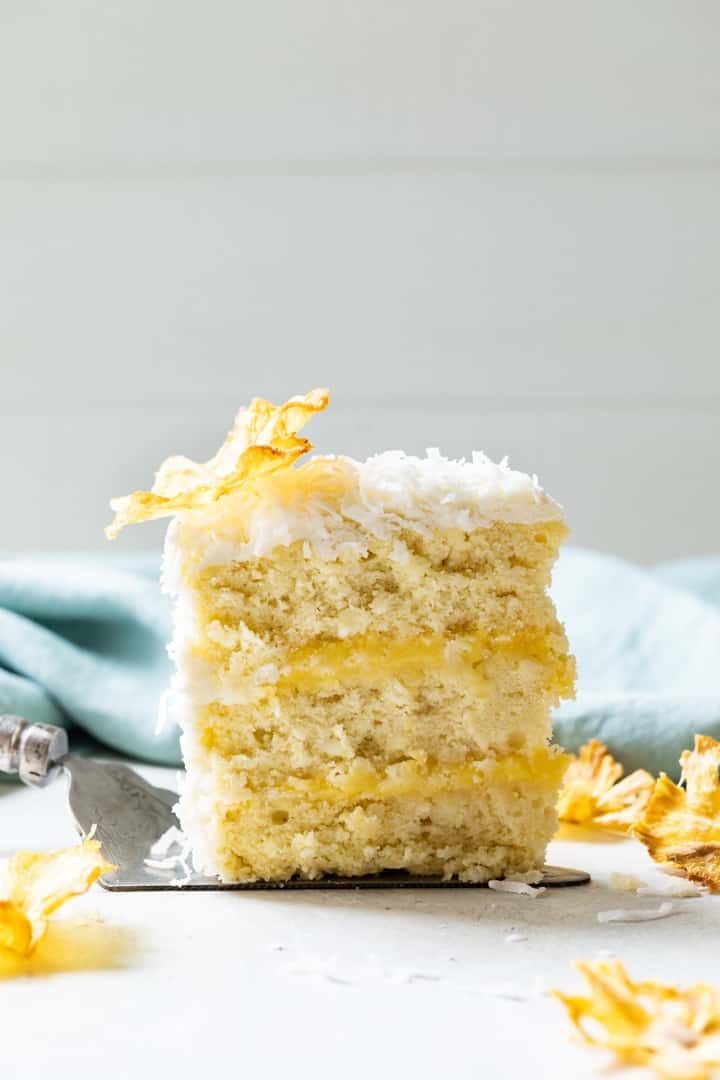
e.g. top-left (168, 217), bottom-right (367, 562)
top-left (554, 959), bottom-right (720, 1080)
top-left (557, 738), bottom-right (623, 823)
top-left (106, 388), bottom-right (330, 538)
top-left (634, 735), bottom-right (720, 891)
top-left (0, 838), bottom-right (115, 956)
top-left (557, 738), bottom-right (653, 831)
top-left (595, 768), bottom-right (655, 831)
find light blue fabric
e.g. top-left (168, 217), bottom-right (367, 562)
top-left (0, 554), bottom-right (179, 766)
top-left (553, 550), bottom-right (720, 776)
top-left (0, 549), bottom-right (718, 777)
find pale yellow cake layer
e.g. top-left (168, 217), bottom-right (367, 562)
top-left (196, 668), bottom-right (564, 774)
top-left (177, 746), bottom-right (568, 882)
top-left (187, 521), bottom-right (567, 649)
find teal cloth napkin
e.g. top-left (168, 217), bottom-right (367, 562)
top-left (553, 550), bottom-right (720, 776)
top-left (0, 554), bottom-right (179, 766)
top-left (1, 549), bottom-right (718, 776)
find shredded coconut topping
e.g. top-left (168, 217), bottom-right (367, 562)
top-left (163, 448), bottom-right (564, 577)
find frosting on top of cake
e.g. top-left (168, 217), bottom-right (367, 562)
top-left (104, 386), bottom-right (564, 570)
top-left (353, 447), bottom-right (560, 528)
top-left (162, 446), bottom-right (564, 580)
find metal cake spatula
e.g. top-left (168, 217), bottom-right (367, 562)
top-left (0, 715), bottom-right (589, 891)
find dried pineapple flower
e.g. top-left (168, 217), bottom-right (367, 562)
top-left (106, 388), bottom-right (330, 538)
top-left (634, 735), bottom-right (720, 892)
top-left (0, 838), bottom-right (115, 956)
top-left (595, 768), bottom-right (655, 831)
top-left (557, 739), bottom-right (623, 823)
top-left (554, 959), bottom-right (720, 1080)
top-left (557, 738), bottom-right (652, 831)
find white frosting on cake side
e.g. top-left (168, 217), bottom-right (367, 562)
top-left (162, 448), bottom-right (564, 581)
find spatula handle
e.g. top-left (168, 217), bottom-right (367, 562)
top-left (0, 716), bottom-right (69, 787)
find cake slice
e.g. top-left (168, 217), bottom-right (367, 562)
top-left (108, 389), bottom-right (575, 882)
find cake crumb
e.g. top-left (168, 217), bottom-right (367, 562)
top-left (610, 872), bottom-right (646, 892)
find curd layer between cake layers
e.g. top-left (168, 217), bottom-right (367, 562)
top-left (164, 450), bottom-right (575, 883)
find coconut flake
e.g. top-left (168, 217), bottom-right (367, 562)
top-left (390, 970), bottom-right (444, 985)
top-left (285, 955), bottom-right (351, 985)
top-left (145, 825), bottom-right (193, 884)
top-left (597, 903), bottom-right (674, 924)
top-left (637, 880), bottom-right (705, 899)
top-left (144, 855), bottom-right (184, 871)
top-left (608, 871), bottom-right (705, 899)
top-left (149, 825), bottom-right (185, 858)
top-left (488, 880), bottom-right (547, 897)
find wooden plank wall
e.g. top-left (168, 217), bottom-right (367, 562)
top-left (2, 1), bottom-right (718, 561)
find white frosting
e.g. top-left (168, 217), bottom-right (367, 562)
top-left (347, 448), bottom-right (559, 531)
top-left (162, 448), bottom-right (563, 582)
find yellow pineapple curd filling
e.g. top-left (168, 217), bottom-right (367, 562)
top-left (275, 746), bottom-right (570, 805)
top-left (272, 626), bottom-right (574, 697)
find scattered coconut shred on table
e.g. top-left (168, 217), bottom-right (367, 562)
top-left (610, 871), bottom-right (706, 899)
top-left (596, 902), bottom-right (675, 924)
top-left (488, 880), bottom-right (547, 898)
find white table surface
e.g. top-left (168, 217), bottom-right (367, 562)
top-left (2, 763), bottom-right (718, 1080)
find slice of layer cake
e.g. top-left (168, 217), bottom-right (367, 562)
top-left (107, 390), bottom-right (575, 882)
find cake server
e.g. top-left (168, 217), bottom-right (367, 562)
top-left (0, 715), bottom-right (590, 891)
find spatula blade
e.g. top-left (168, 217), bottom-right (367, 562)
top-left (64, 756), bottom-right (181, 887)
